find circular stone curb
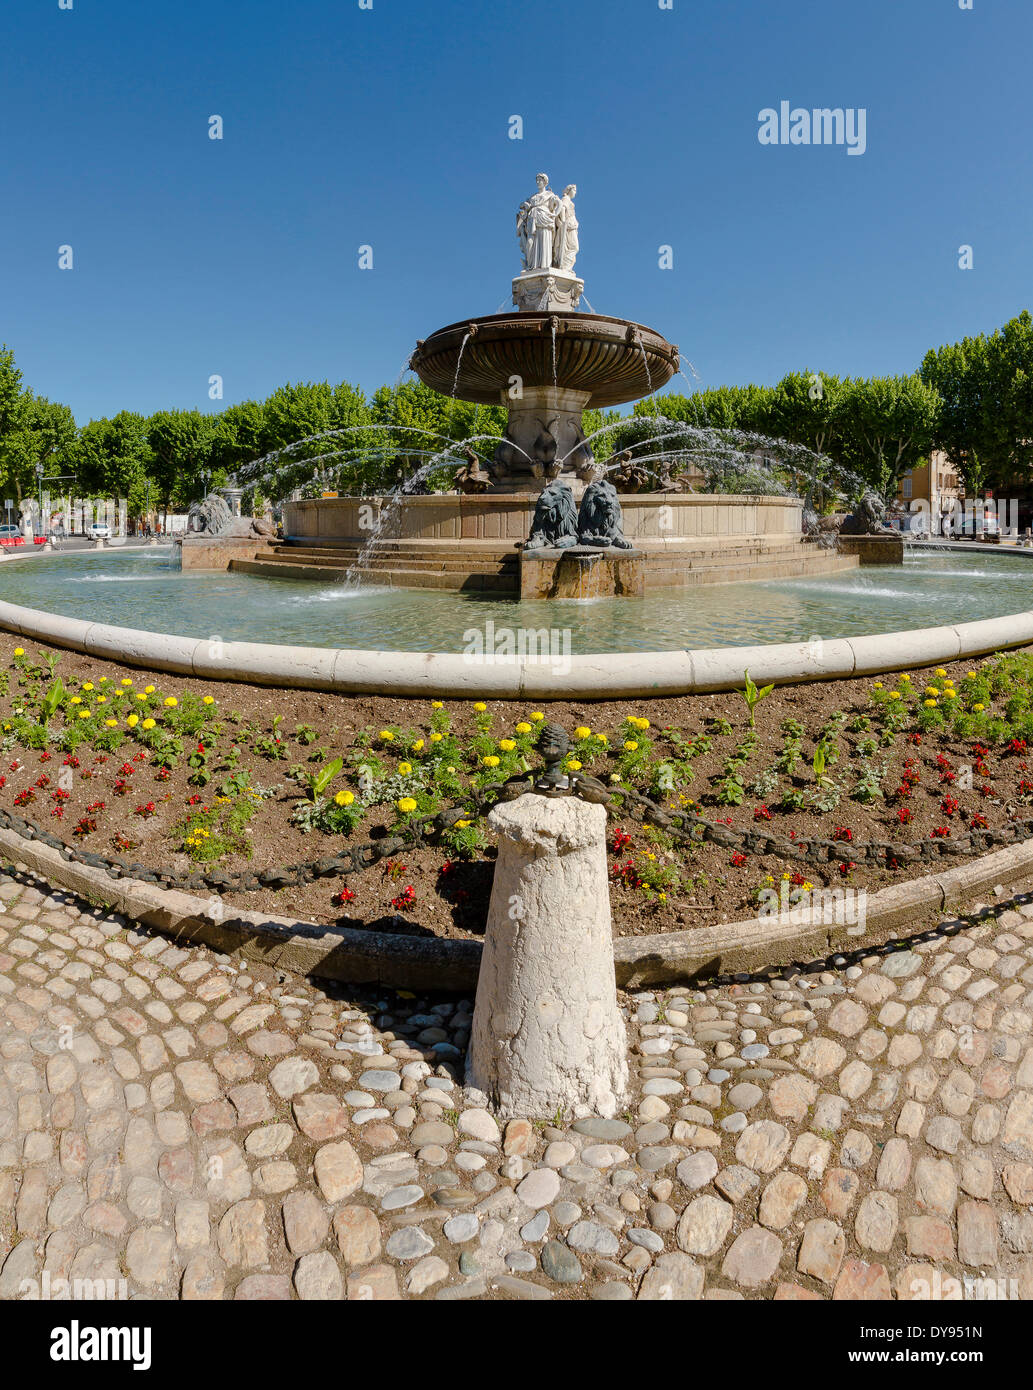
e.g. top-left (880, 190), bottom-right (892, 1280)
top-left (4, 825), bottom-right (1033, 991)
top-left (2, 593), bottom-right (1033, 697)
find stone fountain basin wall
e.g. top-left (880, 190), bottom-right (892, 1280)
top-left (282, 493), bottom-right (804, 547)
top-left (1, 595), bottom-right (1033, 699)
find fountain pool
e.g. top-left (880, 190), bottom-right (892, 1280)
top-left (4, 545), bottom-right (1032, 655)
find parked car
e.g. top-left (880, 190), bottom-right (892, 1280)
top-left (0, 524), bottom-right (24, 547)
top-left (87, 521), bottom-right (112, 540)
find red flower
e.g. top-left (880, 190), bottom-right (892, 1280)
top-left (391, 885), bottom-right (417, 910)
top-left (969, 812), bottom-right (989, 830)
top-left (897, 806), bottom-right (914, 824)
top-left (753, 805), bottom-right (772, 822)
top-left (611, 826), bottom-right (633, 854)
top-left (833, 825), bottom-right (853, 842)
top-left (729, 852), bottom-right (748, 868)
top-left (931, 826), bottom-right (951, 838)
top-left (334, 887), bottom-right (356, 904)
top-left (941, 794), bottom-right (960, 817)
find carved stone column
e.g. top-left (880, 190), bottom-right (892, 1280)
top-left (466, 794), bottom-right (628, 1119)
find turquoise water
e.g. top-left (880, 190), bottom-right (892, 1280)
top-left (1, 544), bottom-right (1031, 654)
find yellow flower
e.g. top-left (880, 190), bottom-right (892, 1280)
top-left (431, 700), bottom-right (443, 709)
top-left (567, 759), bottom-right (582, 771)
top-left (13, 647), bottom-right (24, 657)
top-left (973, 703), bottom-right (985, 712)
top-left (104, 718), bottom-right (117, 727)
top-left (411, 739), bottom-right (424, 751)
top-left (482, 755), bottom-right (500, 767)
top-left (397, 797), bottom-right (418, 814)
top-left (900, 674), bottom-right (911, 683)
top-left (202, 695), bottom-right (214, 705)
top-left (530, 712), bottom-right (544, 722)
top-left (96, 695), bottom-right (106, 704)
top-left (609, 774), bottom-right (622, 784)
top-left (334, 790), bottom-right (354, 806)
top-left (98, 677), bottom-right (108, 684)
top-left (82, 682), bottom-right (94, 691)
top-left (456, 820), bottom-right (471, 829)
top-left (164, 697), bottom-right (178, 707)
top-left (634, 717), bottom-right (650, 730)
top-left (889, 691), bottom-right (902, 701)
top-left (70, 695), bottom-right (81, 705)
top-left (78, 710), bottom-right (90, 719)
top-left (624, 740), bottom-right (639, 751)
top-left (142, 718), bottom-right (156, 729)
top-left (923, 698), bottom-right (937, 708)
top-left (121, 678), bottom-right (133, 687)
top-left (144, 685), bottom-right (155, 694)
top-left (935, 668), bottom-right (947, 678)
top-left (397, 761), bottom-right (412, 775)
top-left (379, 730), bottom-right (394, 741)
top-left (575, 726), bottom-right (591, 739)
top-left (595, 733), bottom-right (608, 743)
top-left (943, 690), bottom-right (956, 700)
top-left (873, 682), bottom-right (883, 690)
top-left (515, 722), bottom-right (532, 735)
top-left (473, 702), bottom-right (487, 713)
top-left (430, 732), bottom-right (443, 743)
top-left (499, 739), bottom-right (516, 752)
top-left (925, 687), bottom-right (940, 698)
top-left (127, 714), bottom-right (139, 728)
top-left (136, 692), bottom-right (147, 701)
top-left (446, 766), bottom-right (456, 774)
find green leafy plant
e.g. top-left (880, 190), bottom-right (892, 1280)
top-left (305, 755), bottom-right (342, 802)
top-left (39, 677), bottom-right (66, 726)
top-left (740, 669), bottom-right (774, 728)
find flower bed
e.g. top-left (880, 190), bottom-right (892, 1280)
top-left (2, 638), bottom-right (1033, 939)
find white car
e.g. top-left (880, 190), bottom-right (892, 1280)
top-left (88, 522), bottom-right (112, 540)
top-left (0, 524), bottom-right (21, 540)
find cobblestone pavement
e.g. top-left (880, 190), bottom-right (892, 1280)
top-left (3, 869), bottom-right (1033, 1302)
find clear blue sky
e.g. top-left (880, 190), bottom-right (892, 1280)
top-left (2, 0), bottom-right (1030, 424)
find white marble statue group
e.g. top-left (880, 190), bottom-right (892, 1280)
top-left (516, 174), bottom-right (579, 274)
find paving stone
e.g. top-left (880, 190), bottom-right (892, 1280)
top-left (797, 1218), bottom-right (845, 1285)
top-left (677, 1194), bottom-right (733, 1255)
top-left (721, 1226), bottom-right (783, 1287)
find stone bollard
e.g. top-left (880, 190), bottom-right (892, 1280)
top-left (466, 793), bottom-right (628, 1120)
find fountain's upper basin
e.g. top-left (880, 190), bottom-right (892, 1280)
top-left (409, 311), bottom-right (679, 408)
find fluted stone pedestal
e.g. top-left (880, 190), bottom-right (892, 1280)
top-left (466, 794), bottom-right (628, 1119)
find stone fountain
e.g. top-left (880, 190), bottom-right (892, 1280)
top-left (409, 173), bottom-right (679, 596)
top-left (410, 174), bottom-right (679, 493)
top-left (253, 177), bottom-right (860, 597)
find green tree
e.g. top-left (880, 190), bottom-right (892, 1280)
top-left (766, 371), bottom-right (845, 457)
top-left (71, 412), bottom-right (151, 503)
top-left (145, 410), bottom-right (214, 520)
top-left (836, 374), bottom-right (942, 493)
top-left (921, 311), bottom-right (1033, 489)
top-left (209, 400), bottom-right (266, 476)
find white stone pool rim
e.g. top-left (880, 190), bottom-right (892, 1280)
top-left (0, 594), bottom-right (1032, 697)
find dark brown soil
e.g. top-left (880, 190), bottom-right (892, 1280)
top-left (1, 634), bottom-right (1029, 939)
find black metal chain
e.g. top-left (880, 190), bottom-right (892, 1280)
top-left (1, 771), bottom-right (1029, 899)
